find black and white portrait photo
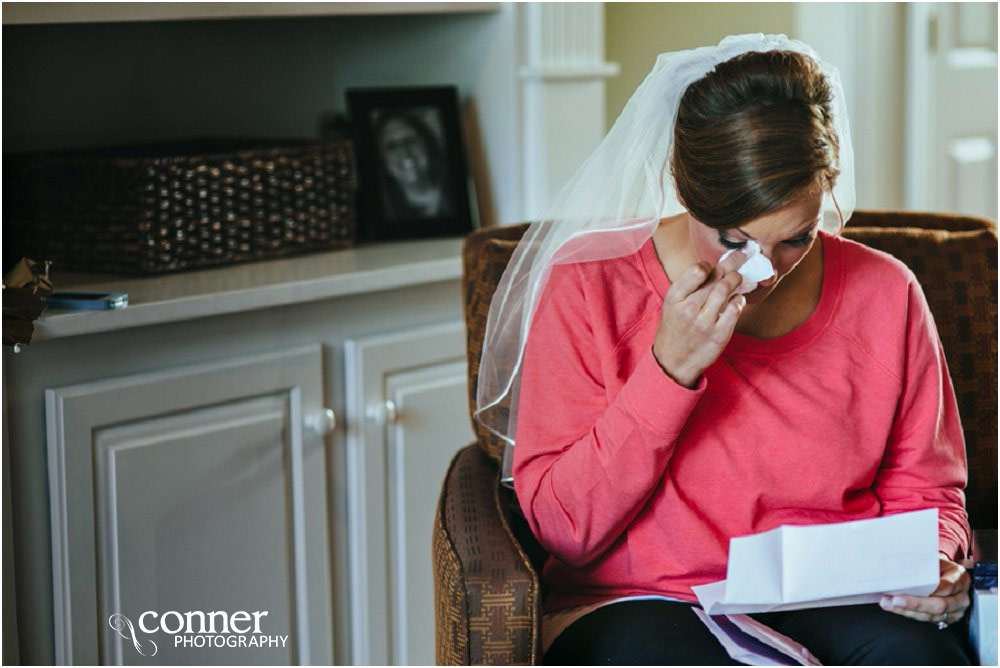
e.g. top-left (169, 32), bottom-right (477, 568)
top-left (372, 106), bottom-right (455, 221)
top-left (346, 86), bottom-right (475, 242)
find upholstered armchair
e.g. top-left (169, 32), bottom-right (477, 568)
top-left (433, 211), bottom-right (998, 665)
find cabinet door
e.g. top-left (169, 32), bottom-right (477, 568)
top-left (46, 345), bottom-right (333, 665)
top-left (344, 321), bottom-right (474, 665)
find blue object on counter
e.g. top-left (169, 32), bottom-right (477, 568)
top-left (44, 291), bottom-right (128, 310)
top-left (974, 562), bottom-right (998, 589)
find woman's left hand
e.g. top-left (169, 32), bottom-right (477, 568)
top-left (879, 555), bottom-right (971, 627)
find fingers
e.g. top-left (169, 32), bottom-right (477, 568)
top-left (697, 273), bottom-right (745, 329)
top-left (694, 250), bottom-right (747, 325)
top-left (943, 608), bottom-right (966, 624)
top-left (667, 250), bottom-right (749, 304)
top-left (878, 563), bottom-right (973, 626)
top-left (701, 250), bottom-right (748, 293)
top-left (710, 294), bottom-right (746, 342)
top-left (879, 591), bottom-right (971, 624)
top-left (885, 606), bottom-right (966, 625)
top-left (717, 247), bottom-right (750, 276)
top-left (667, 262), bottom-right (712, 303)
top-left (932, 560), bottom-right (971, 597)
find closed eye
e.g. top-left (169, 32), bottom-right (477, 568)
top-left (782, 234), bottom-right (814, 247)
top-left (718, 232), bottom-right (815, 249)
top-left (718, 235), bottom-right (747, 250)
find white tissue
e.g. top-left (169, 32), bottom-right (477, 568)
top-left (719, 239), bottom-right (775, 294)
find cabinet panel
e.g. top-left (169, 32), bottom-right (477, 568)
top-left (98, 395), bottom-right (294, 665)
top-left (385, 361), bottom-right (471, 665)
top-left (344, 320), bottom-right (474, 665)
top-left (46, 345), bottom-right (332, 665)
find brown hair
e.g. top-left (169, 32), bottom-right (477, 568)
top-left (670, 49), bottom-right (841, 230)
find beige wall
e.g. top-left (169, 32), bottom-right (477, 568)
top-left (605, 3), bottom-right (798, 130)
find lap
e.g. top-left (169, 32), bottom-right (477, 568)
top-left (543, 600), bottom-right (976, 666)
top-left (543, 600), bottom-right (742, 665)
top-left (751, 604), bottom-right (975, 665)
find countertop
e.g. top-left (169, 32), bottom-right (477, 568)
top-left (31, 237), bottom-right (465, 341)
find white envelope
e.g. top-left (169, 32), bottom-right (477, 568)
top-left (693, 509), bottom-right (941, 615)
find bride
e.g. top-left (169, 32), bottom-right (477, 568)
top-left (476, 34), bottom-right (974, 665)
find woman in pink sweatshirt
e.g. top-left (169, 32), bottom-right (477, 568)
top-left (512, 48), bottom-right (975, 664)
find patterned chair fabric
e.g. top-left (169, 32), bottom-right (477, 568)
top-left (433, 211), bottom-right (998, 665)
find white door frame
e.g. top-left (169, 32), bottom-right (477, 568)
top-left (797, 3), bottom-right (904, 212)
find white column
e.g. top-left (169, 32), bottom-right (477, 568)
top-left (519, 2), bottom-right (619, 219)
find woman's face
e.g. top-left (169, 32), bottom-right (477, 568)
top-left (686, 187), bottom-right (825, 305)
top-left (379, 117), bottom-right (430, 186)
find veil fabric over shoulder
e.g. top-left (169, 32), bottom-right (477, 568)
top-left (473, 34), bottom-right (856, 485)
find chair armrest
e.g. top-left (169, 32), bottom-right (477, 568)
top-left (433, 444), bottom-right (542, 665)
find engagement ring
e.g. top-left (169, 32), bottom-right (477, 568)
top-left (936, 620), bottom-right (949, 630)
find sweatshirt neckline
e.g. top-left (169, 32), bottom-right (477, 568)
top-left (638, 230), bottom-right (843, 354)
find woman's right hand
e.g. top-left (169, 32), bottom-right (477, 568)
top-left (652, 250), bottom-right (750, 388)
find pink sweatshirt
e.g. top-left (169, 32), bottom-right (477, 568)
top-left (512, 230), bottom-right (971, 614)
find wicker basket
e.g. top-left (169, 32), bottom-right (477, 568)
top-left (4, 138), bottom-right (358, 275)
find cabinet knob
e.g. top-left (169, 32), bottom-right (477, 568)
top-left (305, 408), bottom-right (336, 436)
top-left (365, 399), bottom-right (398, 425)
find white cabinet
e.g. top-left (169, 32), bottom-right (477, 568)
top-left (3, 239), bottom-right (469, 665)
top-left (344, 321), bottom-right (473, 665)
top-left (46, 345), bottom-right (332, 665)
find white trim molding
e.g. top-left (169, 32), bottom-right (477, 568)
top-left (904, 2), bottom-right (936, 211)
top-left (797, 3), bottom-right (908, 211)
top-left (519, 2), bottom-right (619, 219)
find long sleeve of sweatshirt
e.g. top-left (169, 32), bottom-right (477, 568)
top-left (512, 262), bottom-right (707, 568)
top-left (872, 276), bottom-right (972, 561)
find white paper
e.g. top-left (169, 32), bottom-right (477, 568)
top-left (692, 607), bottom-right (793, 666)
top-left (720, 238), bottom-right (775, 293)
top-left (726, 613), bottom-right (823, 666)
top-left (693, 509), bottom-right (941, 615)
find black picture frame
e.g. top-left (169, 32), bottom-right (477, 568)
top-left (345, 86), bottom-right (476, 242)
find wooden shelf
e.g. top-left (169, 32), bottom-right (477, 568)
top-left (2, 2), bottom-right (501, 25)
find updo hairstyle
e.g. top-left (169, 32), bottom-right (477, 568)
top-left (670, 50), bottom-right (841, 230)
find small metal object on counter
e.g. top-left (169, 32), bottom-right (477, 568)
top-left (2, 257), bottom-right (54, 351)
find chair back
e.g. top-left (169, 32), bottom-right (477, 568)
top-left (461, 211), bottom-right (997, 528)
top-left (462, 223), bottom-right (532, 464)
top-left (841, 212), bottom-right (997, 529)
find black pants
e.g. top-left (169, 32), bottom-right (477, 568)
top-left (543, 600), bottom-right (978, 665)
